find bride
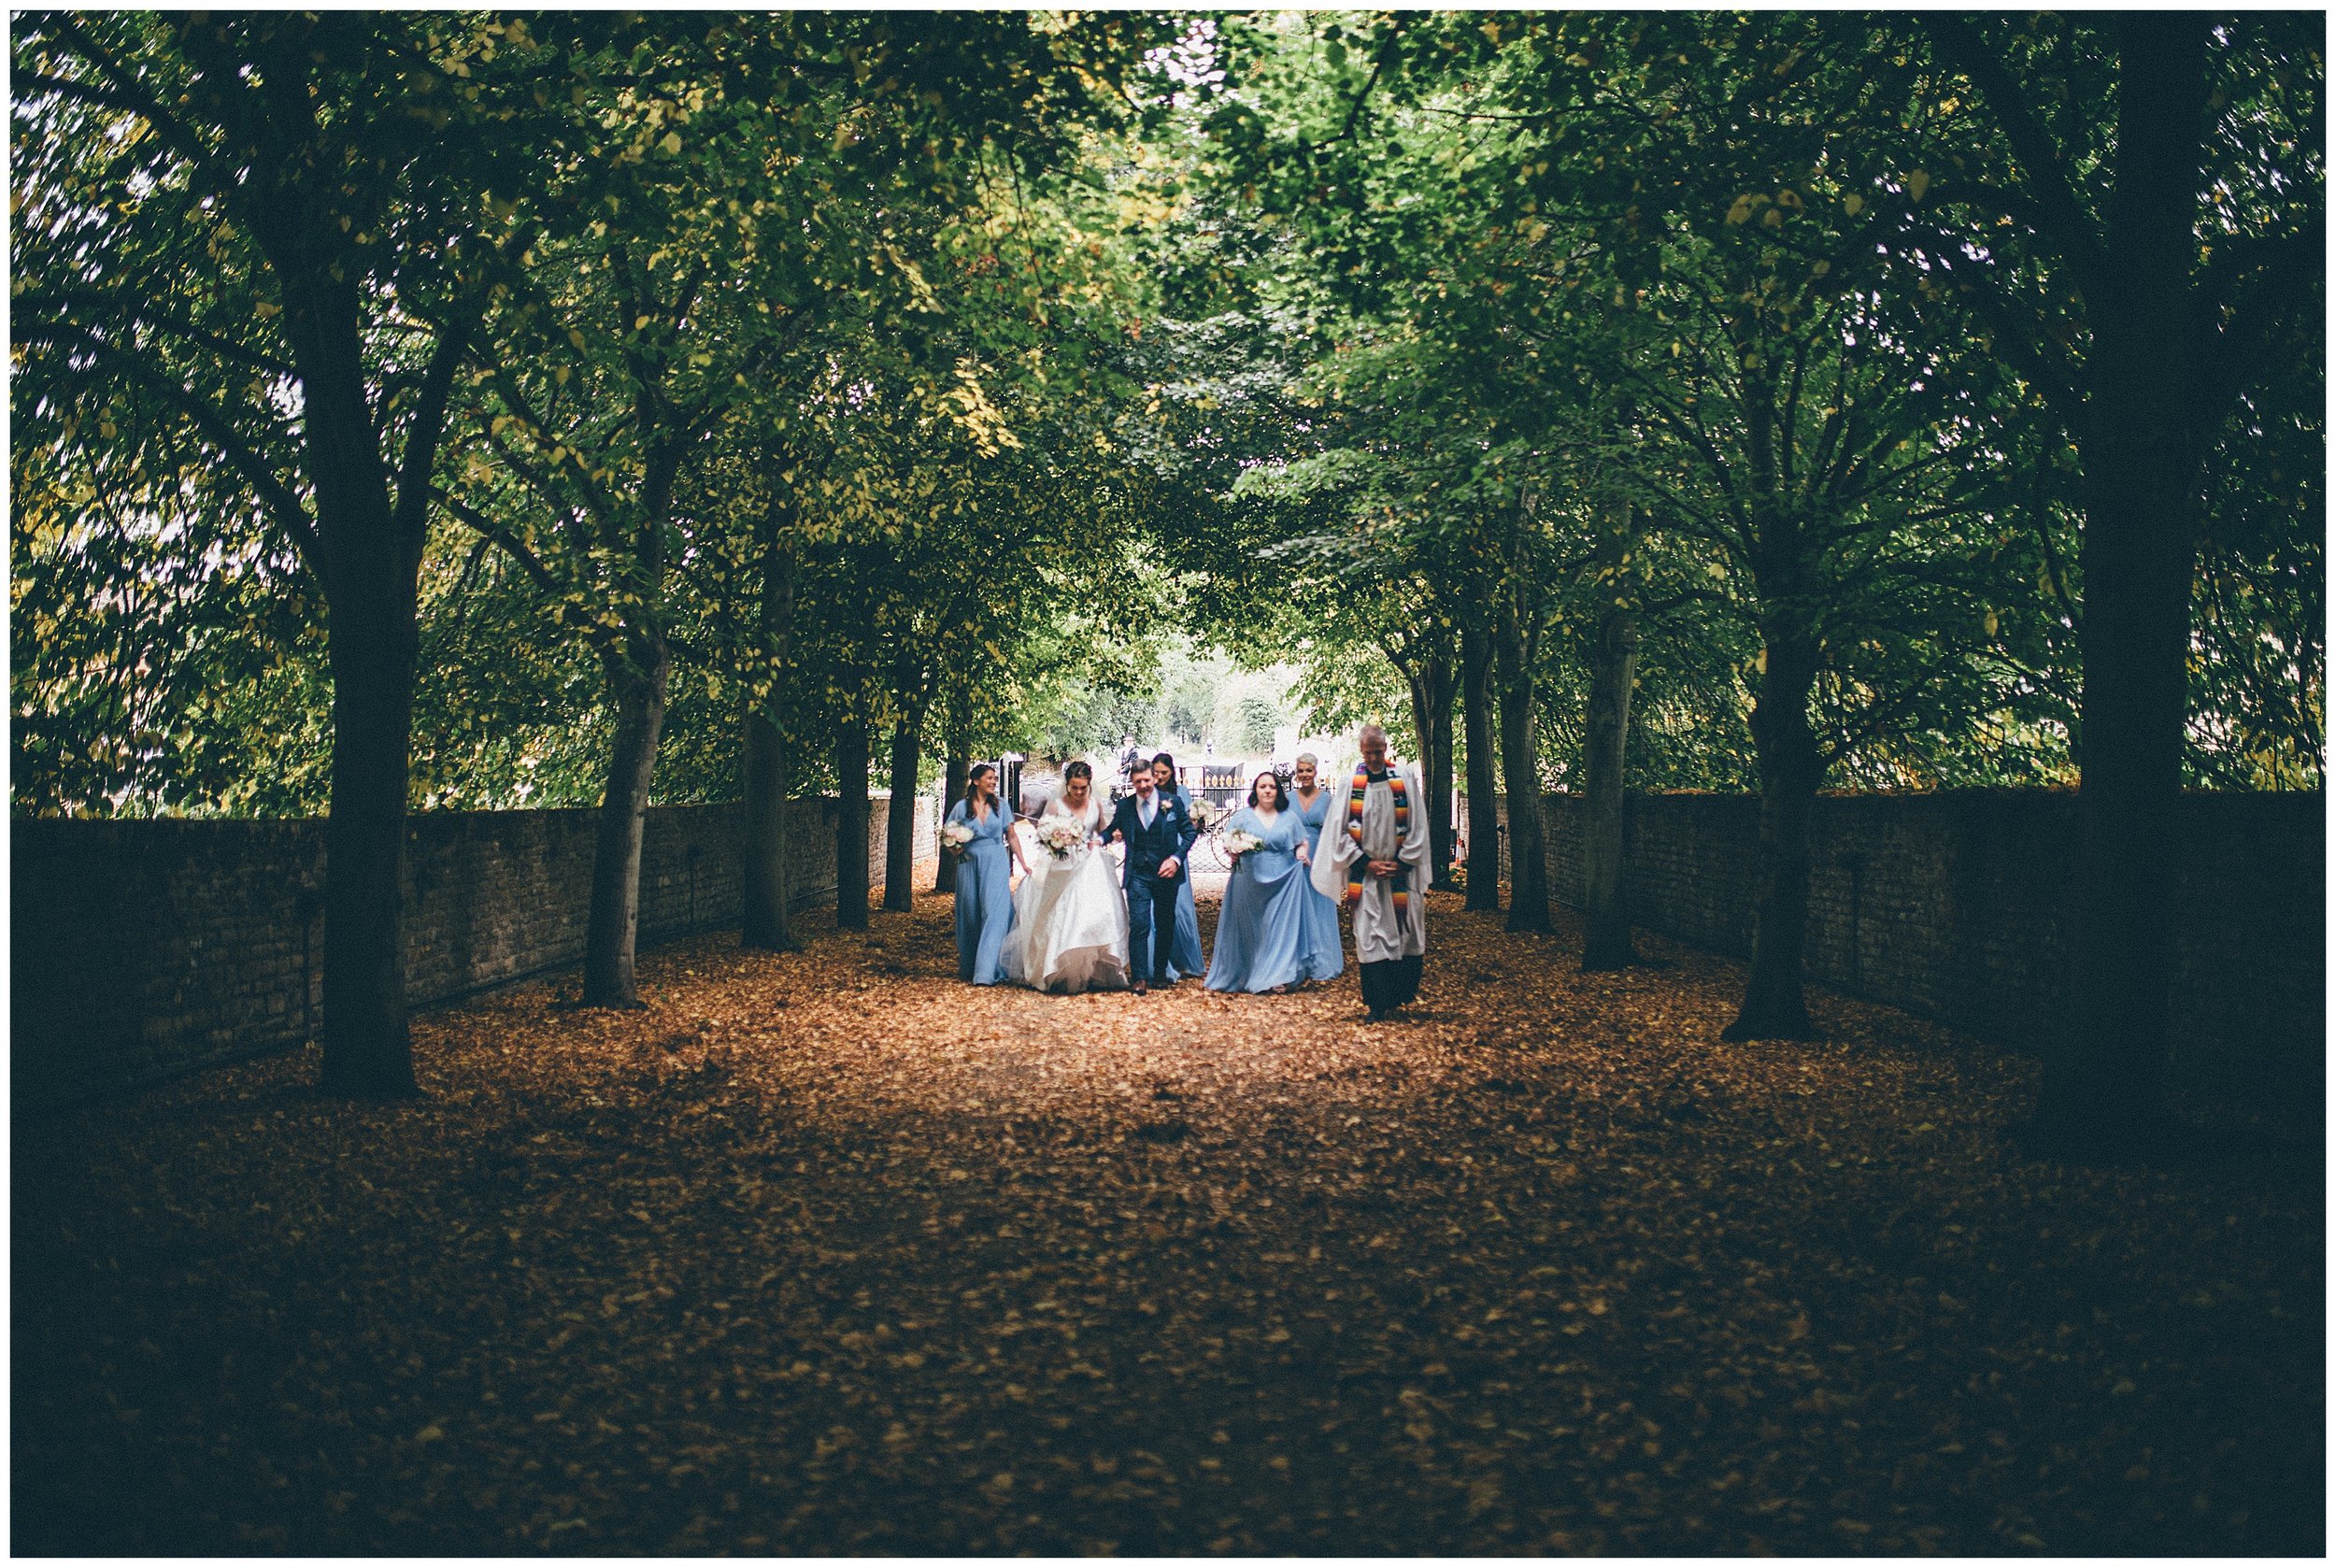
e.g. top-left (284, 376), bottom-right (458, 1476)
top-left (1004, 761), bottom-right (1131, 994)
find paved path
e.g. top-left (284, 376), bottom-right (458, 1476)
top-left (14, 888), bottom-right (2321, 1553)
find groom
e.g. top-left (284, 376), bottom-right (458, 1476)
top-left (1108, 763), bottom-right (1197, 994)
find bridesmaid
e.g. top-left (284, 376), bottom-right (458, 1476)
top-left (1289, 751), bottom-right (1345, 982)
top-left (944, 763), bottom-right (1017, 985)
top-left (1205, 770), bottom-right (1314, 993)
top-left (1150, 753), bottom-right (1207, 980)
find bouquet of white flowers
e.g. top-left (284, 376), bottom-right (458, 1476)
top-left (939, 820), bottom-right (976, 854)
top-left (1036, 818), bottom-right (1087, 860)
top-left (1190, 797), bottom-right (1218, 829)
top-left (1219, 827), bottom-right (1263, 861)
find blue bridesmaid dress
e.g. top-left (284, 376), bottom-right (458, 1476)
top-left (1161, 781), bottom-right (1207, 980)
top-left (947, 796), bottom-right (1016, 985)
top-left (1293, 786), bottom-right (1346, 982)
top-left (1204, 805), bottom-right (1314, 992)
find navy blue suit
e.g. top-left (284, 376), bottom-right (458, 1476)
top-left (1109, 790), bottom-right (1199, 983)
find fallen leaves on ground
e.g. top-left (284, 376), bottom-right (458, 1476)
top-left (13, 881), bottom-right (2322, 1554)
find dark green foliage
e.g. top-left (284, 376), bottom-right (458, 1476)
top-left (14, 13), bottom-right (2316, 820)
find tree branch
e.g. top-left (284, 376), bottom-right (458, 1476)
top-left (1919, 14), bottom-right (2114, 307)
top-left (1913, 237), bottom-right (2087, 423)
top-left (389, 308), bottom-right (478, 563)
top-left (37, 319), bottom-right (318, 563)
top-left (39, 15), bottom-right (229, 188)
top-left (479, 364), bottom-right (623, 536)
top-left (1311, 18), bottom-right (1406, 151)
top-left (429, 484), bottom-right (597, 644)
top-left (2202, 222), bottom-right (2328, 411)
top-left (15, 288), bottom-right (296, 378)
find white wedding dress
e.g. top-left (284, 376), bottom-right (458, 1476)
top-left (1004, 793), bottom-right (1131, 994)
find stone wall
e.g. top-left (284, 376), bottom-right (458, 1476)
top-left (1461, 789), bottom-right (2324, 1101)
top-left (12, 794), bottom-right (933, 1108)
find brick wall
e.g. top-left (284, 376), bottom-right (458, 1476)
top-left (1461, 790), bottom-right (2324, 1101)
top-left (12, 793), bottom-right (933, 1108)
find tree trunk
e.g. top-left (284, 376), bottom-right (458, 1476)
top-left (1724, 634), bottom-right (1821, 1040)
top-left (834, 717), bottom-right (871, 931)
top-left (883, 704), bottom-right (926, 913)
top-left (316, 568), bottom-right (422, 1096)
top-left (1404, 664), bottom-right (1431, 781)
top-left (1415, 653), bottom-right (1458, 880)
top-left (1579, 514), bottom-right (1643, 970)
top-left (1493, 609), bottom-right (1552, 934)
top-left (742, 530), bottom-right (799, 951)
top-left (1460, 619), bottom-right (1502, 912)
top-left (1394, 634), bottom-right (1460, 882)
top-left (582, 638), bottom-right (670, 1006)
top-left (741, 710), bottom-right (797, 951)
top-left (935, 697), bottom-right (970, 895)
top-left (305, 325), bottom-right (428, 1096)
top-left (2044, 17), bottom-right (2208, 1141)
top-left (581, 424), bottom-right (687, 1007)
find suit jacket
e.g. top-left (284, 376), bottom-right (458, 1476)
top-left (1110, 791), bottom-right (1197, 886)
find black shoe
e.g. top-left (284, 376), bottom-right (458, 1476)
top-left (1365, 1005), bottom-right (1387, 1023)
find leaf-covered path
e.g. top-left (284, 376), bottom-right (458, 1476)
top-left (15, 886), bottom-right (2321, 1554)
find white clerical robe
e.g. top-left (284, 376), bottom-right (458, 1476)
top-left (1308, 760), bottom-right (1431, 962)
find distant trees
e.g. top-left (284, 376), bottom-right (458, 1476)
top-left (1228, 694), bottom-right (1282, 755)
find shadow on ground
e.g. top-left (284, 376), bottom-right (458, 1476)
top-left (12, 889), bottom-right (2323, 1553)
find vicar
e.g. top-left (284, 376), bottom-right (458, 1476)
top-left (1308, 722), bottom-right (1431, 1020)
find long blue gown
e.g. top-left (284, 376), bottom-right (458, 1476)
top-left (1204, 805), bottom-right (1314, 993)
top-left (947, 797), bottom-right (1016, 985)
top-left (1161, 781), bottom-right (1206, 980)
top-left (1292, 787), bottom-right (1346, 982)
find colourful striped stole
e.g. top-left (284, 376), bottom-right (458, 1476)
top-left (1344, 765), bottom-right (1411, 927)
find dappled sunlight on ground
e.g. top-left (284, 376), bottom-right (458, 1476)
top-left (14, 888), bottom-right (2322, 1553)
